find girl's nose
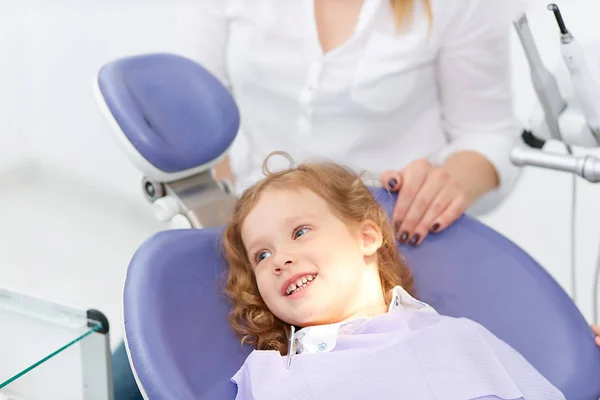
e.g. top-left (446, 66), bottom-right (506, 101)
top-left (274, 255), bottom-right (295, 274)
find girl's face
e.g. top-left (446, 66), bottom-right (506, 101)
top-left (241, 187), bottom-right (387, 328)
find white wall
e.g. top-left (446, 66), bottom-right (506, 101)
top-left (0, 0), bottom-right (599, 325)
top-left (2, 0), bottom-right (190, 204)
top-left (0, 3), bottom-right (30, 174)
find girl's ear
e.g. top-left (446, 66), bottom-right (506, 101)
top-left (358, 219), bottom-right (383, 257)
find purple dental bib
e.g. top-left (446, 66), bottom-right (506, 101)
top-left (232, 311), bottom-right (565, 400)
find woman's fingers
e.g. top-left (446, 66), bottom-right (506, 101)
top-left (429, 192), bottom-right (469, 234)
top-left (409, 183), bottom-right (457, 245)
top-left (391, 162), bottom-right (430, 237)
top-left (380, 170), bottom-right (402, 191)
top-left (381, 159), bottom-right (470, 246)
top-left (398, 169), bottom-right (448, 245)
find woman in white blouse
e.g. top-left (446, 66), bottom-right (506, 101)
top-left (113, 0), bottom-right (526, 398)
top-left (183, 0), bottom-right (525, 246)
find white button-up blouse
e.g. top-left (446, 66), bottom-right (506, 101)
top-left (175, 0), bottom-right (524, 212)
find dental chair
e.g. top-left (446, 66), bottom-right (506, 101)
top-left (95, 53), bottom-right (600, 400)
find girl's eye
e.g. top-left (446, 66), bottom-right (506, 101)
top-left (294, 227), bottom-right (310, 239)
top-left (255, 250), bottom-right (272, 264)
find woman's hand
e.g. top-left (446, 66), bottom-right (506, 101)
top-left (381, 158), bottom-right (473, 246)
top-left (593, 324), bottom-right (600, 348)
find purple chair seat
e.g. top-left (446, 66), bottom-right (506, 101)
top-left (123, 189), bottom-right (600, 400)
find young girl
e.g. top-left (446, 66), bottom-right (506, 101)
top-left (222, 153), bottom-right (565, 400)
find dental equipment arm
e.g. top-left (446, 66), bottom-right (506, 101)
top-left (513, 13), bottom-right (567, 141)
top-left (512, 4), bottom-right (600, 176)
top-left (511, 4), bottom-right (600, 326)
top-left (513, 4), bottom-right (600, 150)
top-left (549, 4), bottom-right (600, 141)
top-left (510, 147), bottom-right (600, 183)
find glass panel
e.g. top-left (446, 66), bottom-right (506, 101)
top-left (0, 288), bottom-right (103, 393)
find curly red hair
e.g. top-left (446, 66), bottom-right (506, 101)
top-left (222, 152), bottom-right (415, 355)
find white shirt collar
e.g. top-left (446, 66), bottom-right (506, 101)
top-left (290, 286), bottom-right (436, 355)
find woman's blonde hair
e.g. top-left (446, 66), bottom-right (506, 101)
top-left (222, 152), bottom-right (415, 355)
top-left (391, 0), bottom-right (432, 29)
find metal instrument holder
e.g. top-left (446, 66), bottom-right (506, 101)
top-left (141, 170), bottom-right (237, 229)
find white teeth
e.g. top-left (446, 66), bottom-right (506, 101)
top-left (285, 274), bottom-right (317, 295)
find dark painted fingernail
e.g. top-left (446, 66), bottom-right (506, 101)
top-left (388, 178), bottom-right (398, 189)
top-left (431, 223), bottom-right (440, 233)
top-left (400, 231), bottom-right (409, 242)
top-left (410, 234), bottom-right (420, 246)
top-left (394, 221), bottom-right (402, 231)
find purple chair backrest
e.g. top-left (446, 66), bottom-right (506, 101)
top-left (123, 189), bottom-right (600, 400)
